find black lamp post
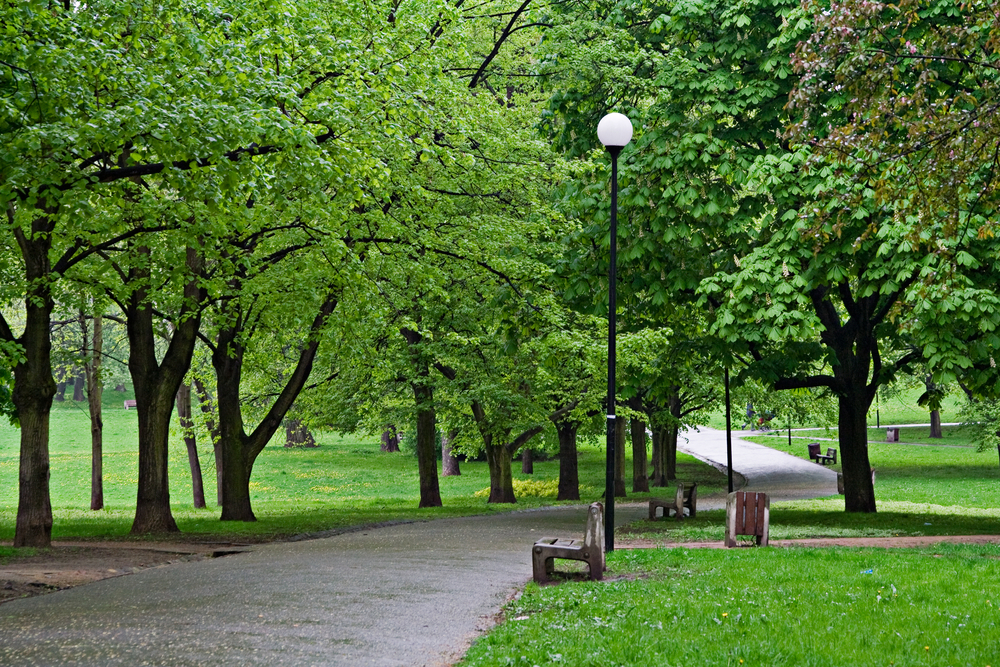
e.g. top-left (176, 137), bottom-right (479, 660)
top-left (598, 112), bottom-right (633, 554)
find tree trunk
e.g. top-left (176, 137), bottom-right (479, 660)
top-left (72, 370), bottom-right (85, 402)
top-left (664, 425), bottom-right (678, 481)
top-left (839, 391), bottom-right (877, 512)
top-left (10, 220), bottom-right (57, 547)
top-left (193, 377), bottom-right (223, 506)
top-left (115, 383), bottom-right (126, 392)
top-left (54, 380), bottom-right (66, 402)
top-left (381, 425), bottom-right (400, 452)
top-left (555, 419), bottom-right (580, 500)
top-left (614, 416), bottom-right (626, 497)
top-left (441, 429), bottom-right (460, 476)
top-left (412, 382), bottom-right (442, 507)
top-left (650, 427), bottom-right (666, 487)
top-left (521, 448), bottom-right (533, 474)
top-left (630, 416), bottom-right (649, 493)
top-left (127, 247), bottom-right (203, 534)
top-left (177, 382), bottom-right (205, 509)
top-left (285, 419), bottom-right (317, 447)
top-left (486, 443), bottom-right (516, 503)
top-left (930, 409), bottom-right (943, 438)
top-left (215, 295), bottom-right (337, 521)
top-left (83, 312), bottom-right (104, 511)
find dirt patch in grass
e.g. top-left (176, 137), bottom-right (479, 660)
top-left (0, 541), bottom-right (250, 604)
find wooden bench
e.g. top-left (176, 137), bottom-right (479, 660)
top-left (648, 482), bottom-right (698, 521)
top-left (532, 502), bottom-right (604, 584)
top-left (807, 443), bottom-right (837, 465)
top-left (725, 491), bottom-right (770, 547)
top-left (123, 399), bottom-right (137, 410)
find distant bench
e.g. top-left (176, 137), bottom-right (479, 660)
top-left (123, 399), bottom-right (137, 410)
top-left (648, 482), bottom-right (698, 521)
top-left (807, 442), bottom-right (837, 465)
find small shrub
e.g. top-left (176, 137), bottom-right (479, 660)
top-left (474, 478), bottom-right (560, 499)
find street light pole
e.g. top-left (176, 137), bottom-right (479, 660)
top-left (597, 112), bottom-right (633, 554)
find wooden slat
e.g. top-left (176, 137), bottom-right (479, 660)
top-left (755, 493), bottom-right (767, 536)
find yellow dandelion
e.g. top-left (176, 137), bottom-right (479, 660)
top-left (722, 613), bottom-right (728, 617)
top-left (924, 646), bottom-right (930, 651)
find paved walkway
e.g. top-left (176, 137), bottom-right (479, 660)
top-left (679, 426), bottom-right (839, 501)
top-left (0, 428), bottom-right (834, 667)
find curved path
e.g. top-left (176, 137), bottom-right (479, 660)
top-left (679, 426), bottom-right (839, 501)
top-left (0, 429), bottom-right (834, 667)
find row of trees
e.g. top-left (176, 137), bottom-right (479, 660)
top-left (5, 0), bottom-right (999, 549)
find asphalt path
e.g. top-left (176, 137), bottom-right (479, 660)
top-left (0, 427), bottom-right (835, 667)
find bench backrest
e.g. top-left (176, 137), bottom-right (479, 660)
top-left (726, 491), bottom-right (770, 547)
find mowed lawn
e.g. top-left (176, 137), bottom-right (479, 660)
top-left (0, 395), bottom-right (729, 542)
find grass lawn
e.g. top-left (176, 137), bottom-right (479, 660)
top-left (0, 395), bottom-right (730, 542)
top-left (460, 544), bottom-right (1000, 667)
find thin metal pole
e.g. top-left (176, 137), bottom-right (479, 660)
top-left (876, 391), bottom-right (880, 429)
top-left (725, 366), bottom-right (733, 494)
top-left (605, 147), bottom-right (621, 554)
top-left (788, 414), bottom-right (792, 449)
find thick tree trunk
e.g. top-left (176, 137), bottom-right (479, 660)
top-left (614, 417), bottom-right (626, 497)
top-left (555, 419), bottom-right (579, 500)
top-left (381, 425), bottom-right (400, 452)
top-left (284, 419), bottom-right (317, 447)
top-left (521, 448), bottom-right (533, 474)
top-left (486, 443), bottom-right (516, 503)
top-left (177, 383), bottom-right (205, 509)
top-left (193, 377), bottom-right (223, 506)
top-left (54, 380), bottom-right (66, 402)
top-left (630, 416), bottom-right (649, 493)
top-left (650, 427), bottom-right (666, 487)
top-left (114, 383), bottom-right (126, 392)
top-left (839, 392), bottom-right (877, 512)
top-left (84, 312), bottom-right (104, 511)
top-left (11, 222), bottom-right (56, 548)
top-left (664, 425), bottom-right (678, 481)
top-left (930, 409), bottom-right (943, 438)
top-left (412, 382), bottom-right (442, 508)
top-left (441, 430), bottom-right (460, 476)
top-left (128, 247), bottom-right (203, 535)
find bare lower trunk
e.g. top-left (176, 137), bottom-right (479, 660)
top-left (441, 430), bottom-right (460, 476)
top-left (413, 383), bottom-right (442, 508)
top-left (284, 419), bottom-right (317, 447)
top-left (12, 224), bottom-right (57, 548)
top-left (72, 370), bottom-right (85, 402)
top-left (630, 416), bottom-right (648, 492)
top-left (84, 313), bottom-right (104, 511)
top-left (521, 448), bottom-right (533, 474)
top-left (665, 425), bottom-right (678, 481)
top-left (614, 417), bottom-right (626, 497)
top-left (381, 426), bottom-right (401, 452)
top-left (839, 392), bottom-right (877, 512)
top-left (930, 410), bottom-right (942, 438)
top-left (486, 444), bottom-right (515, 503)
top-left (555, 420), bottom-right (579, 500)
top-left (177, 383), bottom-right (205, 509)
top-left (650, 427), bottom-right (666, 487)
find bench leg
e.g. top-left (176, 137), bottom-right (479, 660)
top-left (532, 548), bottom-right (551, 584)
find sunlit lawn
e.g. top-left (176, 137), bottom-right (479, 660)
top-left (460, 544), bottom-right (1000, 667)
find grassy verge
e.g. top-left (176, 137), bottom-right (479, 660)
top-left (770, 424), bottom-right (979, 448)
top-left (0, 398), bottom-right (730, 543)
top-left (460, 545), bottom-right (1000, 667)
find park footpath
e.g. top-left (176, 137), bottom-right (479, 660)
top-left (0, 427), bottom-right (832, 667)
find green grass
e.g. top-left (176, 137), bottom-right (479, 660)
top-left (460, 544), bottom-right (1000, 667)
top-left (775, 424), bottom-right (979, 447)
top-left (0, 396), bottom-right (730, 543)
